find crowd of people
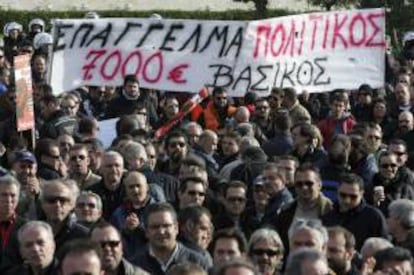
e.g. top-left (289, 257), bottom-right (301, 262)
top-left (0, 12), bottom-right (413, 275)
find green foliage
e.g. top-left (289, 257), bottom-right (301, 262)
top-left (0, 9), bottom-right (291, 32)
top-left (307, 0), bottom-right (359, 10)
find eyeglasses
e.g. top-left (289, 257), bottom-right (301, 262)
top-left (338, 192), bottom-right (359, 200)
top-left (169, 142), bottom-right (186, 148)
top-left (227, 196), bottom-right (246, 203)
top-left (295, 181), bottom-right (315, 188)
top-left (44, 196), bottom-right (71, 204)
top-left (99, 240), bottom-right (121, 249)
top-left (70, 155), bottom-right (87, 161)
top-left (76, 202), bottom-right (97, 209)
top-left (380, 163), bottom-right (398, 169)
top-left (393, 151), bottom-right (406, 156)
top-left (251, 248), bottom-right (281, 257)
top-left (187, 190), bottom-right (206, 197)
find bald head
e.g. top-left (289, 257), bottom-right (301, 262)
top-left (198, 130), bottom-right (218, 155)
top-left (235, 106), bottom-right (250, 123)
top-left (399, 111), bottom-right (414, 132)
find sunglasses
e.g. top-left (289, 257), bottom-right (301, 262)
top-left (99, 240), bottom-right (120, 249)
top-left (295, 181), bottom-right (315, 188)
top-left (338, 192), bottom-right (359, 200)
top-left (380, 163), bottom-right (398, 169)
top-left (393, 151), bottom-right (406, 156)
top-left (169, 142), bottom-right (186, 148)
top-left (76, 202), bottom-right (97, 209)
top-left (251, 248), bottom-right (281, 257)
top-left (45, 196), bottom-right (71, 204)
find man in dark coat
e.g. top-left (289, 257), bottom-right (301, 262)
top-left (322, 173), bottom-right (388, 250)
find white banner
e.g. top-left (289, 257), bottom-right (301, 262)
top-left (51, 8), bottom-right (385, 96)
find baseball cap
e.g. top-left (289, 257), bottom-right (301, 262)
top-left (253, 175), bottom-right (265, 186)
top-left (14, 151), bottom-right (37, 164)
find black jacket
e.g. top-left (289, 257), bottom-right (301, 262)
top-left (39, 110), bottom-right (78, 139)
top-left (54, 217), bottom-right (89, 251)
top-left (87, 180), bottom-right (125, 220)
top-left (5, 258), bottom-right (59, 275)
top-left (321, 201), bottom-right (388, 250)
top-left (366, 168), bottom-right (414, 215)
top-left (132, 242), bottom-right (211, 274)
top-left (0, 216), bottom-right (27, 272)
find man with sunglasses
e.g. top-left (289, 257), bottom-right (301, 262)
top-left (322, 173), bottom-right (387, 250)
top-left (91, 222), bottom-right (148, 275)
top-left (41, 179), bottom-right (88, 250)
top-left (272, 163), bottom-right (332, 252)
top-left (248, 228), bottom-right (284, 275)
top-left (69, 144), bottom-right (101, 190)
top-left (367, 151), bottom-right (414, 215)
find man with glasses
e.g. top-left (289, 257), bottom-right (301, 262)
top-left (75, 191), bottom-right (103, 229)
top-left (34, 138), bottom-right (66, 180)
top-left (272, 163), bottom-right (332, 251)
top-left (214, 180), bottom-right (248, 231)
top-left (90, 222), bottom-right (148, 275)
top-left (322, 173), bottom-right (387, 250)
top-left (132, 203), bottom-right (211, 274)
top-left (252, 97), bottom-right (274, 138)
top-left (368, 152), bottom-right (414, 214)
top-left (247, 228), bottom-right (284, 275)
top-left (41, 179), bottom-right (88, 250)
top-left (389, 139), bottom-right (411, 170)
top-left (69, 144), bottom-right (101, 190)
top-left (177, 177), bottom-right (207, 210)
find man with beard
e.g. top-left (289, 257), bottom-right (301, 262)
top-left (12, 151), bottom-right (44, 220)
top-left (91, 222), bottom-right (149, 275)
top-left (248, 228), bottom-right (284, 275)
top-left (196, 87), bottom-right (236, 132)
top-left (157, 130), bottom-right (190, 178)
top-left (393, 111), bottom-right (414, 139)
top-left (88, 151), bottom-right (125, 220)
top-left (6, 221), bottom-right (58, 275)
top-left (326, 226), bottom-right (360, 275)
